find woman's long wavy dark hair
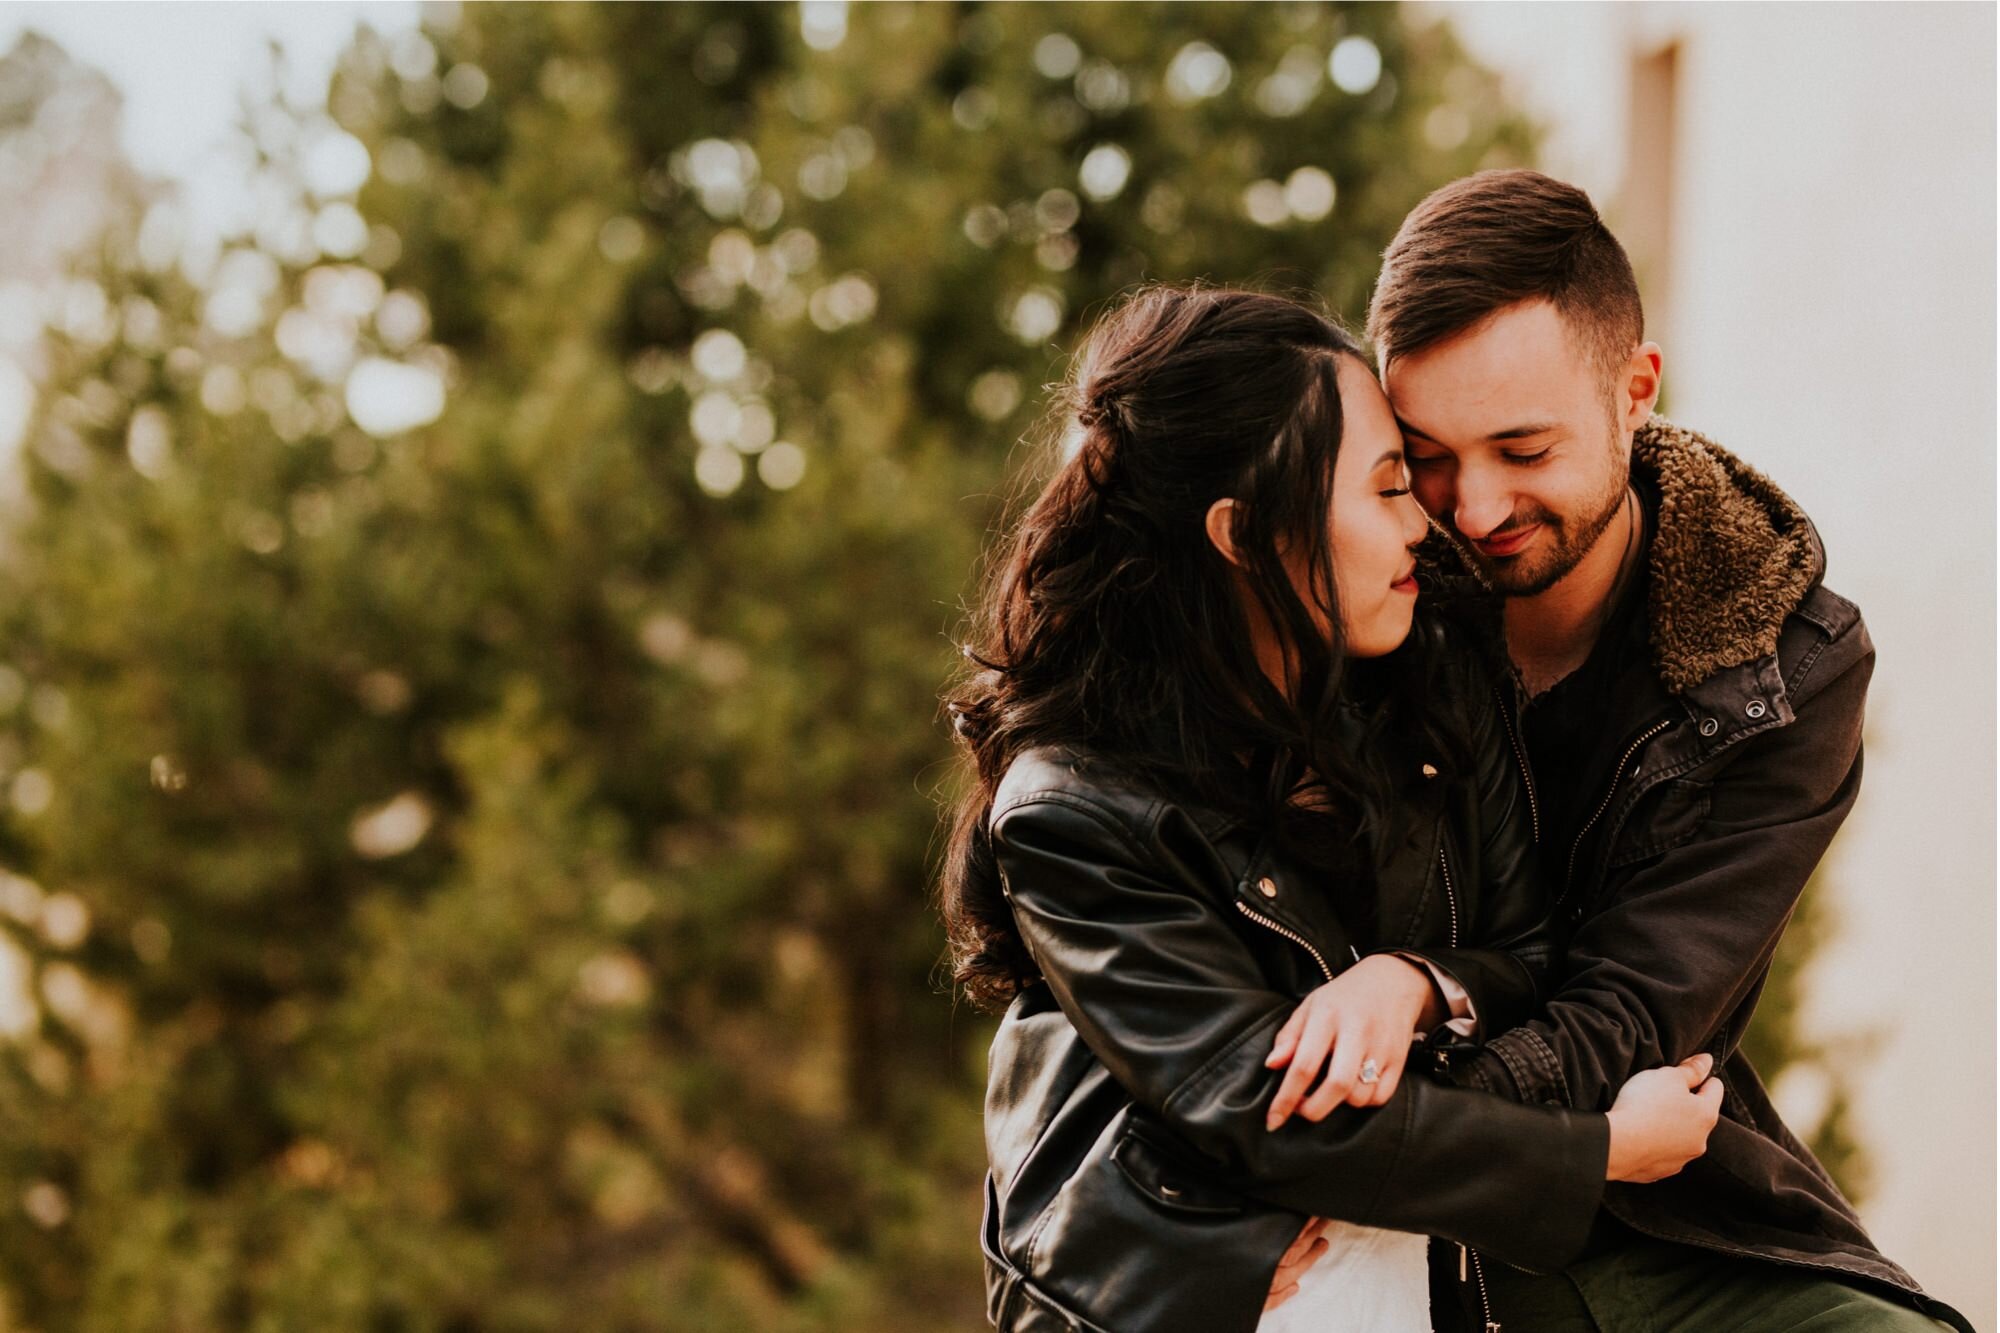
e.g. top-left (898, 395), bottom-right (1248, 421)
top-left (938, 285), bottom-right (1461, 1013)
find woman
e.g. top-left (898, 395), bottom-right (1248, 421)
top-left (939, 286), bottom-right (1719, 1333)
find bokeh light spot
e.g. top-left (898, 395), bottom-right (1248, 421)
top-left (1034, 33), bottom-right (1082, 79)
top-left (1283, 166), bottom-right (1337, 221)
top-left (1078, 144), bottom-right (1132, 201)
top-left (800, 1), bottom-right (848, 51)
top-left (757, 441), bottom-right (806, 490)
top-left (1329, 36), bottom-right (1383, 95)
top-left (695, 445), bottom-right (746, 496)
top-left (1242, 179), bottom-right (1289, 227)
top-left (1166, 41), bottom-right (1232, 103)
top-left (1006, 287), bottom-right (1064, 344)
top-left (442, 62), bottom-right (490, 109)
top-left (350, 791), bottom-right (434, 859)
top-left (345, 358), bottom-right (446, 437)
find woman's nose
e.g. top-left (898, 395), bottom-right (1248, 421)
top-left (1397, 491), bottom-right (1429, 543)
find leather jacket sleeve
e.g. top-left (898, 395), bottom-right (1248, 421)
top-left (992, 789), bottom-right (1609, 1273)
top-left (1398, 673), bottom-right (1554, 1043)
top-left (1459, 623), bottom-right (1873, 1111)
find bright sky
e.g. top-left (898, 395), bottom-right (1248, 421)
top-left (0, 3), bottom-right (435, 456)
top-left (0, 1), bottom-right (422, 181)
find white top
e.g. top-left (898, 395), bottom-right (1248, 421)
top-left (1254, 1219), bottom-right (1432, 1333)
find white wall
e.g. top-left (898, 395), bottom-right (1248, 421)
top-left (1432, 3), bottom-right (1996, 1324)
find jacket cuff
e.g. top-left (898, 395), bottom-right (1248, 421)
top-left (1500, 1106), bottom-right (1609, 1270)
top-left (1484, 1028), bottom-right (1570, 1107)
top-left (1365, 1083), bottom-right (1611, 1272)
top-left (1389, 950), bottom-right (1478, 1040)
top-left (1392, 944), bottom-right (1544, 1042)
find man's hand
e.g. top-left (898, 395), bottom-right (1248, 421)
top-left (1605, 1053), bottom-right (1723, 1182)
top-left (1264, 954), bottom-right (1436, 1128)
top-left (1262, 1215), bottom-right (1330, 1312)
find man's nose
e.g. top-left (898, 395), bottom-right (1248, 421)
top-left (1452, 468), bottom-right (1513, 541)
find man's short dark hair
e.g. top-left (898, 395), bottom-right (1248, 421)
top-left (1367, 169), bottom-right (1643, 379)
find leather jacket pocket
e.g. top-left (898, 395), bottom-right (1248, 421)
top-left (1019, 1111), bottom-right (1289, 1331)
top-left (1112, 1125), bottom-right (1245, 1217)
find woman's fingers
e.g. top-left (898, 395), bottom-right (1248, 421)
top-left (1266, 1004), bottom-right (1308, 1069)
top-left (1277, 1216), bottom-right (1328, 1266)
top-left (1300, 1021), bottom-right (1367, 1122)
top-left (1265, 1232), bottom-right (1329, 1308)
top-left (1279, 1238), bottom-right (1329, 1283)
top-left (1267, 1001), bottom-right (1339, 1129)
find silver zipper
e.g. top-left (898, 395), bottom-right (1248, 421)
top-left (1234, 901), bottom-right (1335, 984)
top-left (1494, 686), bottom-right (1540, 846)
top-left (1437, 847), bottom-right (1459, 948)
top-left (1471, 1246), bottom-right (1499, 1331)
top-left (1458, 1244), bottom-right (1501, 1331)
top-left (1563, 719), bottom-right (1672, 891)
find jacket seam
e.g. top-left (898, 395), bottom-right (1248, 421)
top-left (1525, 1028), bottom-right (1573, 1108)
top-left (993, 789), bottom-right (1158, 863)
top-left (1784, 630), bottom-right (1829, 693)
top-left (1019, 1190), bottom-right (1059, 1283)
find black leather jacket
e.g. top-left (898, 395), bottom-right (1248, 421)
top-left (978, 650), bottom-right (1611, 1333)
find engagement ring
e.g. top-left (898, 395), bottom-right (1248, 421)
top-left (1358, 1058), bottom-right (1381, 1084)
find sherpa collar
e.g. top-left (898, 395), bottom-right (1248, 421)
top-left (1415, 415), bottom-right (1825, 695)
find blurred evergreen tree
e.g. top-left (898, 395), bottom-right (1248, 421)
top-left (0, 5), bottom-right (1860, 1330)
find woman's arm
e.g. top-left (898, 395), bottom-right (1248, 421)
top-left (992, 789), bottom-right (1610, 1274)
top-left (1261, 672), bottom-right (1553, 1121)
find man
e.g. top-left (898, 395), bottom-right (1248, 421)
top-left (1354, 170), bottom-right (1967, 1331)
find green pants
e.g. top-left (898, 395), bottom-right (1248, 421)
top-left (1481, 1229), bottom-right (1957, 1332)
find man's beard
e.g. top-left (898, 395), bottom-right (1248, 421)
top-left (1463, 463), bottom-right (1628, 597)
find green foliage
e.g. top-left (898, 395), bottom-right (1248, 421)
top-left (0, 3), bottom-right (1847, 1328)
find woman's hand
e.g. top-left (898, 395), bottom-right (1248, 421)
top-left (1263, 954), bottom-right (1436, 1129)
top-left (1604, 1053), bottom-right (1723, 1182)
top-left (1262, 1215), bottom-right (1330, 1312)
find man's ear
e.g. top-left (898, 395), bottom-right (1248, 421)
top-left (1619, 342), bottom-right (1665, 430)
top-left (1205, 497), bottom-right (1245, 568)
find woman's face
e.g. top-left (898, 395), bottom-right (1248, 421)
top-left (1326, 355), bottom-right (1427, 658)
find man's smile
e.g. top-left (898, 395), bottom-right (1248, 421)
top-left (1470, 522), bottom-right (1541, 559)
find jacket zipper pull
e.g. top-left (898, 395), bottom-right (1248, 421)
top-left (1458, 1243), bottom-right (1467, 1281)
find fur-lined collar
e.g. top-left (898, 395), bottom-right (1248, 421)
top-left (1416, 415), bottom-right (1825, 694)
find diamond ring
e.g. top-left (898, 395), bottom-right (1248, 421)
top-left (1358, 1058), bottom-right (1381, 1085)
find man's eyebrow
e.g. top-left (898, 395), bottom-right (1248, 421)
top-left (1488, 421), bottom-right (1562, 441)
top-left (1393, 417), bottom-right (1561, 444)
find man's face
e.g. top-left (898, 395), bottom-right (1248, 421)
top-left (1380, 300), bottom-right (1631, 596)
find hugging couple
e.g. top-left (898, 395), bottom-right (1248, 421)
top-left (939, 171), bottom-right (1973, 1333)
